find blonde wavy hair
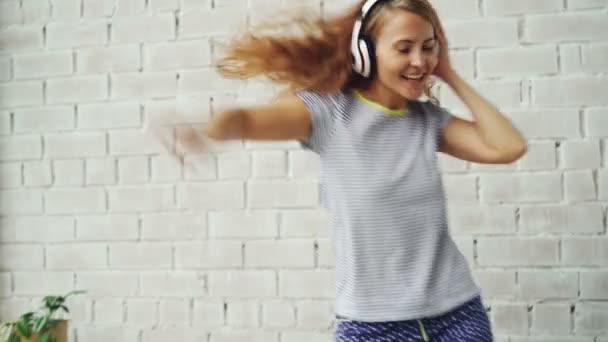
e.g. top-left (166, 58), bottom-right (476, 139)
top-left (216, 0), bottom-right (444, 99)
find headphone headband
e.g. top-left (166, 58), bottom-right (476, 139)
top-left (351, 0), bottom-right (388, 78)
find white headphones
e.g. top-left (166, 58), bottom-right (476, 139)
top-left (351, 0), bottom-right (387, 78)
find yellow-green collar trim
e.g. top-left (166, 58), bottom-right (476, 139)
top-left (353, 89), bottom-right (408, 116)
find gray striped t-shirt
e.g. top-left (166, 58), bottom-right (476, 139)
top-left (297, 89), bottom-right (480, 322)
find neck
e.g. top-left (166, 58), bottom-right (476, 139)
top-left (357, 81), bottom-right (408, 111)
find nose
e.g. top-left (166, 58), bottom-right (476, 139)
top-left (410, 49), bottom-right (424, 67)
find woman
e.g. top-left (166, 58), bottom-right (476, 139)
top-left (169, 0), bottom-right (527, 340)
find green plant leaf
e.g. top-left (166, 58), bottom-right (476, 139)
top-left (16, 320), bottom-right (30, 338)
top-left (10, 333), bottom-right (20, 342)
top-left (37, 331), bottom-right (50, 342)
top-left (33, 315), bottom-right (49, 332)
top-left (60, 305), bottom-right (69, 314)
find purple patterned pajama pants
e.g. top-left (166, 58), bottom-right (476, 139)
top-left (335, 296), bottom-right (493, 342)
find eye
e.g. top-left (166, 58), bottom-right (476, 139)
top-left (397, 47), bottom-right (411, 54)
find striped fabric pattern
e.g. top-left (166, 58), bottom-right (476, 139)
top-left (297, 89), bottom-right (480, 322)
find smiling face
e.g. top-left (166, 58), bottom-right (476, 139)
top-left (369, 8), bottom-right (440, 101)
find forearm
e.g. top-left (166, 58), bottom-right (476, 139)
top-left (442, 69), bottom-right (527, 153)
top-left (205, 109), bottom-right (246, 140)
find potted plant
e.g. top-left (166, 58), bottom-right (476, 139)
top-left (0, 291), bottom-right (84, 342)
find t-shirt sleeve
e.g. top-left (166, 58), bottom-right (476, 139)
top-left (295, 90), bottom-right (338, 154)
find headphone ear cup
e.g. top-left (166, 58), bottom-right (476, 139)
top-left (360, 35), bottom-right (376, 78)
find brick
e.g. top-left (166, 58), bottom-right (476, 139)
top-left (13, 272), bottom-right (73, 295)
top-left (175, 241), bottom-right (242, 268)
top-left (247, 180), bottom-right (318, 208)
top-left (252, 151), bottom-right (286, 178)
top-left (245, 240), bottom-right (314, 268)
top-left (77, 45), bottom-right (141, 73)
top-left (485, 0), bottom-right (563, 15)
top-left (14, 51), bottom-right (73, 79)
top-left (0, 56), bottom-right (11, 82)
top-left (226, 300), bottom-right (258, 328)
top-left (508, 110), bottom-right (579, 139)
top-left (46, 188), bottom-right (106, 214)
top-left (0, 244), bottom-right (43, 270)
top-left (0, 135), bottom-right (42, 161)
top-left (22, 0), bottom-right (51, 23)
top-left (47, 21), bottom-right (107, 49)
top-left (14, 216), bottom-right (74, 242)
top-left (179, 182), bottom-right (244, 210)
top-left (445, 19), bottom-right (518, 48)
top-left (452, 237), bottom-right (474, 265)
top-left (449, 50), bottom-right (475, 79)
top-left (317, 238), bottom-right (334, 268)
top-left (77, 272), bottom-right (139, 296)
top-left (210, 331), bottom-right (278, 342)
top-left (83, 0), bottom-right (145, 17)
top-left (0, 163), bottom-right (22, 188)
top-left (0, 189), bottom-right (43, 215)
top-left (45, 132), bottom-right (106, 158)
top-left (600, 169), bottom-right (608, 200)
top-left (217, 152), bottom-right (250, 179)
top-left (581, 43), bottom-right (608, 73)
top-left (0, 272), bottom-right (11, 297)
top-left (575, 302), bottom-right (608, 334)
top-left (50, 0), bottom-right (81, 20)
top-left (111, 72), bottom-right (176, 100)
top-left (77, 215), bottom-right (138, 241)
top-left (580, 271), bottom-right (608, 299)
top-left (118, 156), bottom-right (149, 183)
top-left (520, 205), bottom-right (604, 234)
top-left (561, 140), bottom-right (601, 169)
top-left (533, 77), bottom-right (608, 106)
top-left (296, 300), bottom-right (333, 328)
top-left (0, 25), bottom-right (43, 51)
top-left (94, 298), bottom-right (124, 324)
top-left (449, 205), bottom-right (516, 234)
top-left (280, 209), bottom-right (329, 238)
top-left (518, 141), bottom-right (557, 170)
top-left (478, 46), bottom-right (558, 77)
top-left (0, 81), bottom-right (43, 108)
top-left (109, 129), bottom-right (166, 155)
top-left (53, 159), bottom-right (85, 186)
top-left (109, 242), bottom-right (172, 269)
top-left (480, 173), bottom-right (562, 203)
top-left (14, 105), bottom-right (75, 133)
top-left (76, 326), bottom-right (139, 342)
top-left (146, 97), bottom-right (211, 128)
top-left (86, 157), bottom-right (116, 185)
top-left (145, 40), bottom-right (211, 70)
top-left (0, 112), bottom-right (9, 136)
top-left (141, 213), bottom-right (207, 240)
top-left (108, 186), bottom-right (174, 212)
top-left (78, 102), bottom-right (141, 129)
top-left (289, 150), bottom-right (320, 178)
top-left (519, 270), bottom-right (579, 299)
top-left (279, 332), bottom-right (332, 342)
top-left (159, 299), bottom-right (190, 326)
top-left (431, 0), bottom-right (480, 18)
top-left (149, 0), bottom-right (179, 11)
top-left (441, 80), bottom-right (521, 110)
top-left (112, 14), bottom-right (175, 43)
top-left (559, 44), bottom-right (582, 73)
top-left (585, 108), bottom-right (608, 137)
top-left (491, 304), bottom-right (529, 335)
top-left (127, 299), bottom-right (158, 326)
top-left (141, 271), bottom-right (205, 297)
top-left (472, 270), bottom-right (516, 299)
top-left (47, 76), bottom-right (108, 104)
top-left (279, 270), bottom-right (335, 298)
top-left (179, 7), bottom-right (246, 38)
top-left (262, 300), bottom-right (295, 328)
top-left (184, 154), bottom-right (217, 180)
top-left (562, 237), bottom-right (608, 266)
top-left (565, 170), bottom-right (596, 201)
top-left (46, 243), bottom-right (107, 270)
top-left (531, 302), bottom-right (571, 335)
top-left (23, 160), bottom-right (52, 186)
top-left (143, 328), bottom-right (209, 342)
top-left (178, 69), bottom-right (242, 94)
top-left (0, 2), bottom-right (21, 26)
top-left (477, 238), bottom-right (559, 266)
top-left (209, 210), bottom-right (277, 238)
top-left (525, 13), bottom-right (608, 42)
top-left (151, 155), bottom-right (181, 182)
top-left (209, 271), bottom-right (276, 297)
top-left (568, 0), bottom-right (608, 9)
top-left (193, 299), bottom-right (224, 327)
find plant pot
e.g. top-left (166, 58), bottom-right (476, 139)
top-left (20, 320), bottom-right (67, 342)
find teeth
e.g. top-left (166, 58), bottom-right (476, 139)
top-left (403, 74), bottom-right (424, 80)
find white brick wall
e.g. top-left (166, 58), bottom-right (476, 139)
top-left (0, 0), bottom-right (606, 341)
